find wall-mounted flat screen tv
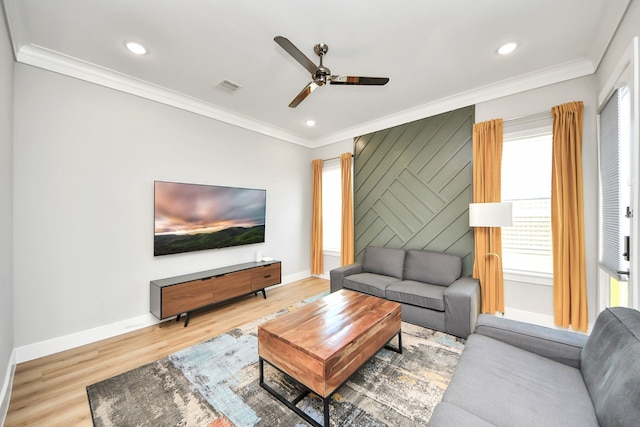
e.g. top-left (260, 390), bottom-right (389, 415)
top-left (154, 181), bottom-right (266, 256)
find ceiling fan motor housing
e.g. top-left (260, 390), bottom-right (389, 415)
top-left (315, 66), bottom-right (331, 85)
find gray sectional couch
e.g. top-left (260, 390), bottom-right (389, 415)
top-left (429, 307), bottom-right (640, 427)
top-left (330, 246), bottom-right (480, 338)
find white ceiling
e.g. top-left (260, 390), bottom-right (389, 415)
top-left (2, 0), bottom-right (631, 148)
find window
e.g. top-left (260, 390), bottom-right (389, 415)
top-left (322, 159), bottom-right (341, 253)
top-left (599, 86), bottom-right (631, 280)
top-left (599, 85), bottom-right (631, 307)
top-left (595, 38), bottom-right (639, 312)
top-left (501, 130), bottom-right (553, 276)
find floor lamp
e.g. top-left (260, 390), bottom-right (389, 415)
top-left (469, 202), bottom-right (513, 259)
top-left (469, 202), bottom-right (513, 315)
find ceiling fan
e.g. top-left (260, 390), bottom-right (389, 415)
top-left (274, 36), bottom-right (390, 108)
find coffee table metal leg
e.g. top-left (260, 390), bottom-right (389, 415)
top-left (384, 329), bottom-right (402, 354)
top-left (323, 396), bottom-right (330, 426)
top-left (260, 357), bottom-right (327, 427)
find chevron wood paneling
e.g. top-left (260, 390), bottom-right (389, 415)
top-left (354, 106), bottom-right (475, 276)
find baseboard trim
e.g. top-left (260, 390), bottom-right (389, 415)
top-left (281, 270), bottom-right (311, 285)
top-left (503, 307), bottom-right (556, 328)
top-left (15, 313), bottom-right (160, 364)
top-left (13, 271), bottom-right (312, 364)
top-left (0, 349), bottom-right (16, 426)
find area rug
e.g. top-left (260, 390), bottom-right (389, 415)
top-left (87, 297), bottom-right (464, 427)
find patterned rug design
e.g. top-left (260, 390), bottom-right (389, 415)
top-left (87, 299), bottom-right (464, 426)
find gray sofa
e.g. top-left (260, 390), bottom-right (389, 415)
top-left (429, 307), bottom-right (640, 427)
top-left (330, 246), bottom-right (480, 338)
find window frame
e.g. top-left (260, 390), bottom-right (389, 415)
top-left (501, 118), bottom-right (554, 284)
top-left (321, 158), bottom-right (342, 255)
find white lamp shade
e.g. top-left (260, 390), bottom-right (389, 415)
top-left (469, 202), bottom-right (513, 227)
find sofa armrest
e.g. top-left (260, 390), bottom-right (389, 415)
top-left (475, 314), bottom-right (588, 368)
top-left (329, 263), bottom-right (363, 292)
top-left (444, 277), bottom-right (481, 338)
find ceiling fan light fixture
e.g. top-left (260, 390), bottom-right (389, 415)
top-left (306, 120), bottom-right (316, 127)
top-left (497, 42), bottom-right (518, 55)
top-left (125, 41), bottom-right (148, 55)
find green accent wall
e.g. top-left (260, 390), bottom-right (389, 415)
top-left (354, 106), bottom-right (475, 276)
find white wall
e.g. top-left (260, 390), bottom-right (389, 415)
top-left (475, 75), bottom-right (599, 327)
top-left (12, 64), bottom-right (312, 350)
top-left (0, 4), bottom-right (15, 422)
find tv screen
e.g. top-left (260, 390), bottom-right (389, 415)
top-left (154, 181), bottom-right (266, 256)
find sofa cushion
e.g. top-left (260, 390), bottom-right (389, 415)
top-left (441, 334), bottom-right (599, 427)
top-left (386, 281), bottom-right (445, 311)
top-left (404, 249), bottom-right (461, 286)
top-left (581, 307), bottom-right (640, 427)
top-left (343, 273), bottom-right (400, 298)
top-left (362, 246), bottom-right (405, 279)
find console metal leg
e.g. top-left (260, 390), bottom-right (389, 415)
top-left (183, 312), bottom-right (191, 327)
top-left (261, 289), bottom-right (267, 299)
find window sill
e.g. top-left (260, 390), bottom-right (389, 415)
top-left (323, 250), bottom-right (340, 257)
top-left (504, 270), bottom-right (553, 286)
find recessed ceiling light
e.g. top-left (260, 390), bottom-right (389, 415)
top-left (497, 42), bottom-right (518, 55)
top-left (306, 120), bottom-right (316, 127)
top-left (125, 41), bottom-right (148, 55)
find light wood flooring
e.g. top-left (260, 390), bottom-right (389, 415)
top-left (5, 276), bottom-right (329, 426)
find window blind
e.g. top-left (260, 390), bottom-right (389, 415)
top-left (599, 89), bottom-right (627, 279)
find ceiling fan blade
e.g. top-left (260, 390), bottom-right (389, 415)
top-left (274, 36), bottom-right (318, 75)
top-left (330, 76), bottom-right (390, 85)
top-left (289, 82), bottom-right (319, 108)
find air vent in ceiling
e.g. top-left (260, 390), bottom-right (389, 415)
top-left (216, 79), bottom-right (242, 93)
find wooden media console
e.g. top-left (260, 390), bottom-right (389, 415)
top-left (150, 260), bottom-right (281, 326)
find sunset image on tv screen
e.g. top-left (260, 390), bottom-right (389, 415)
top-left (154, 181), bottom-right (266, 256)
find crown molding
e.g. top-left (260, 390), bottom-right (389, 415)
top-left (2, 0), bottom-right (29, 59)
top-left (589, 0), bottom-right (632, 71)
top-left (309, 58), bottom-right (595, 147)
top-left (13, 44), bottom-right (593, 150)
top-left (14, 44), bottom-right (313, 148)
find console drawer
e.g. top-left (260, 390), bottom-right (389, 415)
top-left (252, 263), bottom-right (282, 291)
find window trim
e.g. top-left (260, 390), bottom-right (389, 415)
top-left (501, 118), bottom-right (553, 279)
top-left (321, 158), bottom-right (341, 254)
top-left (504, 270), bottom-right (553, 286)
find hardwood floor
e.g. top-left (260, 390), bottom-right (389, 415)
top-left (5, 277), bottom-right (329, 426)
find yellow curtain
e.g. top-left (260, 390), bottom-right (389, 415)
top-left (472, 119), bottom-right (505, 314)
top-left (340, 153), bottom-right (355, 266)
top-left (551, 101), bottom-right (588, 332)
top-left (311, 159), bottom-right (324, 275)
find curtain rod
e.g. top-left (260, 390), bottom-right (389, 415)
top-left (322, 153), bottom-right (353, 162)
top-left (502, 111), bottom-right (551, 124)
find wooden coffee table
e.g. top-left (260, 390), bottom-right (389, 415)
top-left (258, 289), bottom-right (402, 427)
